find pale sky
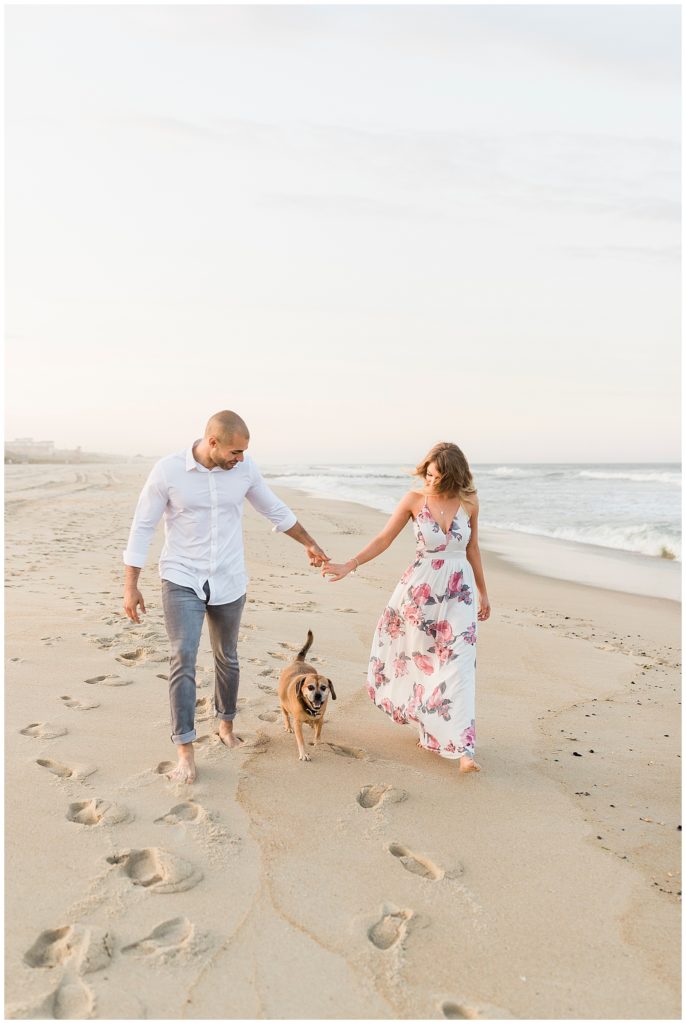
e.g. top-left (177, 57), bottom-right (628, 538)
top-left (5, 4), bottom-right (681, 463)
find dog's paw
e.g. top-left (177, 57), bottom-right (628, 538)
top-left (299, 752), bottom-right (312, 762)
top-left (284, 725), bottom-right (294, 734)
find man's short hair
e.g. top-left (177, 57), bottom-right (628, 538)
top-left (205, 410), bottom-right (249, 442)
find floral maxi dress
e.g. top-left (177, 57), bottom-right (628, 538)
top-left (366, 499), bottom-right (477, 759)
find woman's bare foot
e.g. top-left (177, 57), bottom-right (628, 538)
top-left (218, 720), bottom-right (244, 749)
top-left (166, 742), bottom-right (197, 784)
top-left (459, 754), bottom-right (481, 773)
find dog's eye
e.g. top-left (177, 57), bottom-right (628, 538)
top-left (307, 684), bottom-right (315, 691)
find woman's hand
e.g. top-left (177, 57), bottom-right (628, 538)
top-left (477, 593), bottom-right (491, 621)
top-left (322, 560), bottom-right (356, 583)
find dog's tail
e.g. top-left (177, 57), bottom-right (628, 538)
top-left (296, 629), bottom-right (314, 661)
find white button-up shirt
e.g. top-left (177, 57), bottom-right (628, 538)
top-left (123, 444), bottom-right (297, 604)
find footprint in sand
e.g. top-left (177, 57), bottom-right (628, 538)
top-left (121, 916), bottom-right (194, 958)
top-left (258, 669), bottom-right (275, 678)
top-left (84, 675), bottom-right (132, 686)
top-left (335, 607), bottom-right (358, 613)
top-left (66, 799), bottom-right (130, 826)
top-left (52, 975), bottom-right (95, 1020)
top-left (157, 673), bottom-right (169, 680)
top-left (388, 843), bottom-right (445, 880)
top-left (367, 907), bottom-right (413, 950)
top-left (106, 847), bottom-right (203, 893)
top-left (327, 742), bottom-right (366, 760)
top-left (356, 784), bottom-right (407, 809)
top-left (155, 761), bottom-right (176, 775)
top-left (267, 650), bottom-right (289, 662)
top-left (20, 722), bottom-right (67, 740)
top-left (440, 1000), bottom-right (512, 1020)
top-left (195, 696), bottom-right (214, 721)
top-left (440, 1003), bottom-right (481, 1020)
top-left (60, 696), bottom-right (100, 711)
top-left (257, 681), bottom-right (277, 694)
top-left (234, 731), bottom-right (270, 754)
top-left (36, 759), bottom-right (96, 781)
top-left (24, 924), bottom-right (112, 974)
top-left (115, 648), bottom-right (160, 666)
top-left (154, 801), bottom-right (203, 825)
top-left (194, 733), bottom-right (223, 750)
top-left (257, 711), bottom-right (280, 723)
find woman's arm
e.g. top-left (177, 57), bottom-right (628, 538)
top-left (465, 499), bottom-right (491, 621)
top-left (322, 492), bottom-right (418, 582)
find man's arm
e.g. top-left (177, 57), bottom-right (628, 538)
top-left (122, 464), bottom-right (168, 622)
top-left (245, 464), bottom-right (329, 567)
top-left (282, 520), bottom-right (329, 567)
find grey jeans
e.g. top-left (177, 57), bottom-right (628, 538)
top-left (161, 579), bottom-right (246, 745)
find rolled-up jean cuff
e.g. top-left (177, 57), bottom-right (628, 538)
top-left (216, 711), bottom-right (237, 722)
top-left (172, 729), bottom-right (196, 745)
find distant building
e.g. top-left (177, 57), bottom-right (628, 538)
top-left (5, 437), bottom-right (55, 458)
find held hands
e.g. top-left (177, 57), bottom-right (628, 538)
top-left (123, 587), bottom-right (146, 624)
top-left (321, 560), bottom-right (356, 583)
top-left (306, 542), bottom-right (330, 568)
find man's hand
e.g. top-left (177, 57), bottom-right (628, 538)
top-left (306, 542), bottom-right (329, 568)
top-left (124, 587), bottom-right (147, 624)
top-left (282, 521), bottom-right (329, 567)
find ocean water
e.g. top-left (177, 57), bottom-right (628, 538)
top-left (263, 463), bottom-right (682, 563)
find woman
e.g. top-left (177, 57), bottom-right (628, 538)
top-left (322, 442), bottom-right (490, 772)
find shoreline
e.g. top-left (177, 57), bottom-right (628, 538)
top-left (278, 482), bottom-right (681, 604)
top-left (5, 464), bottom-right (681, 1019)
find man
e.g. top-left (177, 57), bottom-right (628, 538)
top-left (122, 410), bottom-right (329, 783)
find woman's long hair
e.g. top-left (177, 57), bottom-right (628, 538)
top-left (414, 442), bottom-right (477, 501)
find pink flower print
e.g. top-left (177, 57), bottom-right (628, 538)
top-left (434, 643), bottom-right (453, 665)
top-left (384, 608), bottom-right (405, 639)
top-left (410, 583), bottom-right (432, 606)
top-left (421, 728), bottom-right (441, 751)
top-left (425, 682), bottom-right (452, 720)
top-left (400, 563), bottom-right (415, 584)
top-left (431, 559), bottom-right (445, 570)
top-left (406, 682), bottom-right (425, 721)
top-left (431, 620), bottom-right (454, 644)
top-left (392, 705), bottom-right (407, 725)
top-left (461, 623), bottom-right (477, 646)
top-left (380, 698), bottom-right (394, 716)
top-left (392, 653), bottom-right (411, 678)
top-left (460, 720), bottom-right (476, 751)
top-left (446, 571), bottom-right (472, 605)
top-left (412, 652), bottom-right (434, 676)
top-left (401, 602), bottom-right (422, 627)
top-left (366, 682), bottom-right (377, 701)
top-left (447, 571), bottom-right (464, 596)
top-left (444, 740), bottom-right (457, 754)
top-left (369, 656), bottom-right (388, 688)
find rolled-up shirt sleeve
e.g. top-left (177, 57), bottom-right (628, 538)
top-left (122, 462), bottom-right (169, 567)
top-left (246, 465), bottom-right (297, 533)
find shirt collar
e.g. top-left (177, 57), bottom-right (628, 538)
top-left (186, 441), bottom-right (203, 472)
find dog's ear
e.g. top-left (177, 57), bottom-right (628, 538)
top-left (327, 678), bottom-right (337, 701)
top-left (294, 674), bottom-right (307, 697)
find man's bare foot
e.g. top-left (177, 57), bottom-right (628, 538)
top-left (459, 755), bottom-right (481, 773)
top-left (166, 742), bottom-right (197, 784)
top-left (218, 720), bottom-right (244, 749)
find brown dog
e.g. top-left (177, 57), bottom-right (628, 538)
top-left (278, 630), bottom-right (336, 761)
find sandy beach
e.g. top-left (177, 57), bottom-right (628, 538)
top-left (5, 463), bottom-right (681, 1020)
